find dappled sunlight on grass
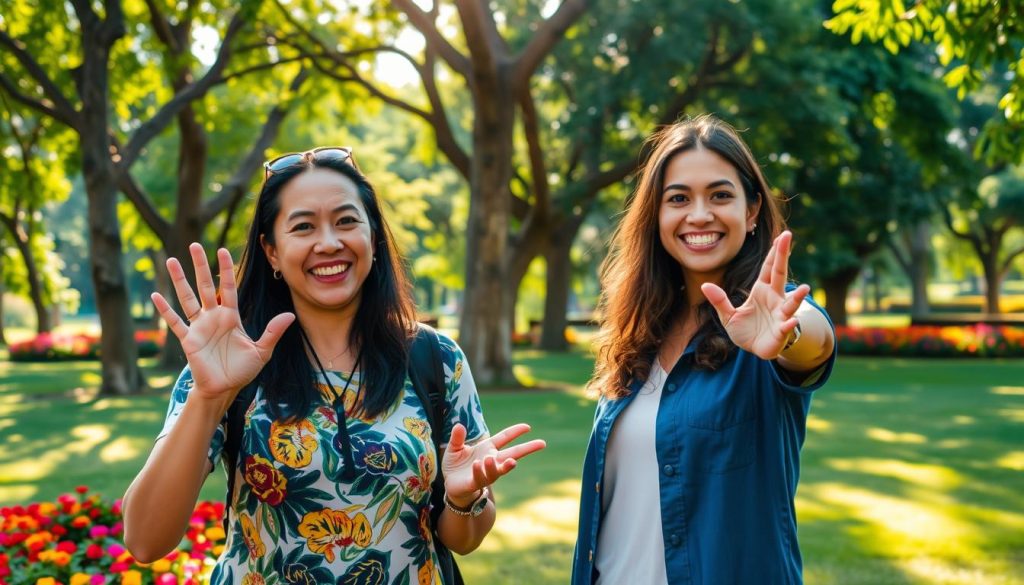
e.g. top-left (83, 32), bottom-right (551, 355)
top-left (98, 436), bottom-right (145, 463)
top-left (806, 415), bottom-right (832, 432)
top-left (866, 427), bottom-right (928, 444)
top-left (991, 386), bottom-right (1024, 396)
top-left (995, 451), bottom-right (1024, 471)
top-left (899, 556), bottom-right (1022, 585)
top-left (996, 408), bottom-right (1024, 423)
top-left (824, 458), bottom-right (963, 490)
top-left (480, 479), bottom-right (581, 552)
top-left (952, 415), bottom-right (975, 425)
top-left (802, 482), bottom-right (978, 552)
top-left (829, 392), bottom-right (913, 403)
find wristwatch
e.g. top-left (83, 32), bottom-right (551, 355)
top-left (444, 486), bottom-right (490, 517)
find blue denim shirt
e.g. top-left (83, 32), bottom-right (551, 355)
top-left (573, 300), bottom-right (835, 585)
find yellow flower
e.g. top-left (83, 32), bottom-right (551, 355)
top-left (239, 512), bottom-right (266, 559)
top-left (242, 574), bottom-right (267, 585)
top-left (35, 579), bottom-right (57, 585)
top-left (150, 558), bottom-right (172, 573)
top-left (51, 551), bottom-right (71, 566)
top-left (298, 509), bottom-right (372, 563)
top-left (121, 571), bottom-right (143, 585)
top-left (70, 575), bottom-right (91, 585)
top-left (453, 360), bottom-right (463, 384)
top-left (269, 419), bottom-right (319, 467)
top-left (404, 417), bottom-right (430, 442)
top-left (205, 525), bottom-right (226, 541)
top-left (418, 558), bottom-right (439, 585)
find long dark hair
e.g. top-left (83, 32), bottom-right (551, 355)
top-left (589, 114), bottom-right (786, 399)
top-left (235, 156), bottom-right (417, 420)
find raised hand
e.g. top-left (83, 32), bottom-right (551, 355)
top-left (441, 423), bottom-right (546, 502)
top-left (151, 243), bottom-right (295, 402)
top-left (700, 231), bottom-right (810, 360)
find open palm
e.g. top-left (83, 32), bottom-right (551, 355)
top-left (441, 423), bottom-right (546, 500)
top-left (701, 231), bottom-right (809, 360)
top-left (151, 243), bottom-right (295, 402)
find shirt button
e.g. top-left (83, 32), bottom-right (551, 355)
top-left (662, 464), bottom-right (675, 476)
top-left (669, 534), bottom-right (681, 547)
top-left (666, 383), bottom-right (677, 392)
top-left (589, 549), bottom-right (594, 562)
top-left (595, 481), bottom-right (600, 493)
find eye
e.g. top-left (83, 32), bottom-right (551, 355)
top-left (337, 215), bottom-right (362, 227)
top-left (712, 190), bottom-right (734, 200)
top-left (666, 193), bottom-right (688, 203)
top-left (289, 222), bottom-right (313, 232)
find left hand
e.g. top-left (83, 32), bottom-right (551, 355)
top-left (700, 230), bottom-right (810, 360)
top-left (442, 423), bottom-right (546, 505)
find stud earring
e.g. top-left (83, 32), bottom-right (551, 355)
top-left (749, 223), bottom-right (757, 236)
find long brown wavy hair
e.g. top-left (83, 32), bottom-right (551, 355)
top-left (589, 114), bottom-right (787, 399)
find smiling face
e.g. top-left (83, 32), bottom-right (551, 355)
top-left (658, 147), bottom-right (760, 290)
top-left (262, 168), bottom-right (375, 321)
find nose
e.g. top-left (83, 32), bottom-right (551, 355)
top-left (687, 200), bottom-right (713, 224)
top-left (313, 227), bottom-right (344, 253)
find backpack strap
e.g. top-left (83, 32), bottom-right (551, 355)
top-left (222, 382), bottom-right (257, 533)
top-left (407, 323), bottom-right (463, 585)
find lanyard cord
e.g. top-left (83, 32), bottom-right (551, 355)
top-left (300, 327), bottom-right (363, 482)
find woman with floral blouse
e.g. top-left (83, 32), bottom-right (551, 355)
top-left (122, 147), bottom-right (545, 584)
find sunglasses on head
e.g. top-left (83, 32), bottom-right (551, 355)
top-left (263, 146), bottom-right (358, 179)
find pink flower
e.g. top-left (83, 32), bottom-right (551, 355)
top-left (89, 526), bottom-right (110, 539)
top-left (90, 575), bottom-right (106, 585)
top-left (155, 575), bottom-right (177, 585)
top-left (107, 544), bottom-right (125, 557)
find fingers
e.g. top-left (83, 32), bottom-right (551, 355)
top-left (190, 243), bottom-right (219, 310)
top-left (781, 284), bottom-right (810, 317)
top-left (486, 423), bottom-right (532, 450)
top-left (254, 312), bottom-right (297, 358)
top-left (446, 423), bottom-right (468, 453)
top-left (770, 231), bottom-right (792, 293)
top-left (700, 282), bottom-right (735, 324)
top-left (167, 256), bottom-right (202, 321)
top-left (757, 236), bottom-right (778, 284)
top-left (497, 438), bottom-right (547, 461)
top-left (151, 292), bottom-right (189, 341)
top-left (217, 248), bottom-right (238, 310)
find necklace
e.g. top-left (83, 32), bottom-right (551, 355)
top-left (300, 327), bottom-right (363, 482)
top-left (323, 345), bottom-right (349, 370)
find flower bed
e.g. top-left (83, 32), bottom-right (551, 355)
top-left (0, 487), bottom-right (223, 585)
top-left (836, 324), bottom-right (1024, 358)
top-left (7, 331), bottom-right (164, 362)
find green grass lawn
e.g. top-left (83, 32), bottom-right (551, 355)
top-left (0, 352), bottom-right (1021, 584)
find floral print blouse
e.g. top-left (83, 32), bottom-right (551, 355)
top-left (158, 334), bottom-right (489, 585)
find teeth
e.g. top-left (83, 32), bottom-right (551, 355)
top-left (311, 263), bottom-right (350, 276)
top-left (684, 233), bottom-right (719, 246)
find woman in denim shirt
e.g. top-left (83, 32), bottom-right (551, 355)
top-left (573, 115), bottom-right (837, 585)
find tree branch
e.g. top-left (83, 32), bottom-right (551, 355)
top-left (114, 165), bottom-right (171, 242)
top-left (391, 0), bottom-right (472, 78)
top-left (519, 89), bottom-right (550, 219)
top-left (0, 30), bottom-right (79, 128)
top-left (203, 69), bottom-right (310, 223)
top-left (513, 0), bottom-right (587, 89)
top-left (118, 12), bottom-right (247, 168)
top-left (1000, 244), bottom-right (1024, 275)
top-left (144, 0), bottom-right (180, 52)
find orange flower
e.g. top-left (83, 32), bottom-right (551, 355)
top-left (71, 515), bottom-right (91, 528)
top-left (297, 508), bottom-right (372, 563)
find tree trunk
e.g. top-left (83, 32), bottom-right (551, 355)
top-left (80, 29), bottom-right (146, 395)
top-left (458, 83), bottom-right (517, 386)
top-left (540, 228), bottom-right (575, 351)
top-left (10, 226), bottom-right (51, 333)
top-left (907, 222), bottom-right (930, 318)
top-left (981, 254), bottom-right (1002, 313)
top-left (819, 266), bottom-right (860, 326)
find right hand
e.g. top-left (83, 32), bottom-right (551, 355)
top-left (151, 243), bottom-right (295, 403)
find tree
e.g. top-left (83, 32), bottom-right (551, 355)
top-left (826, 0), bottom-right (1024, 165)
top-left (0, 1), bottom-right (288, 390)
top-left (942, 165), bottom-right (1024, 313)
top-left (274, 0), bottom-right (587, 383)
top-left (0, 96), bottom-right (77, 332)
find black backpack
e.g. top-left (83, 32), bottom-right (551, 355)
top-left (222, 324), bottom-right (464, 584)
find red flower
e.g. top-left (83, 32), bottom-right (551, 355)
top-left (75, 486), bottom-right (89, 495)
